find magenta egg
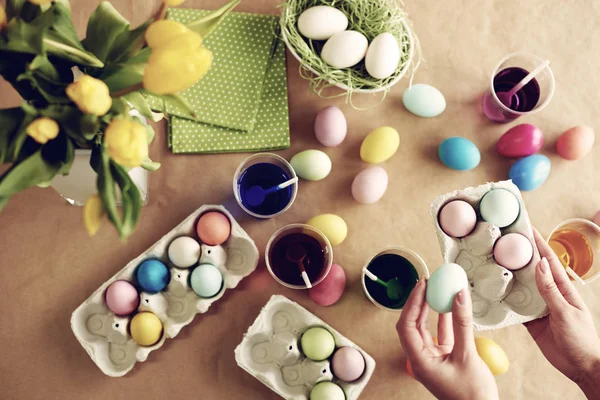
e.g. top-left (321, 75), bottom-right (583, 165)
top-left (496, 124), bottom-right (544, 158)
top-left (309, 263), bottom-right (346, 306)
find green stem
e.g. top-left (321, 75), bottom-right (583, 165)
top-left (43, 38), bottom-right (105, 68)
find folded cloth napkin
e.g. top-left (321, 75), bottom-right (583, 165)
top-left (169, 35), bottom-right (290, 154)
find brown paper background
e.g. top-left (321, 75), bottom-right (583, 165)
top-left (1, 1), bottom-right (599, 399)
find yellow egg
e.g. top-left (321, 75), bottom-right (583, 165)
top-left (130, 312), bottom-right (163, 346)
top-left (306, 214), bottom-right (347, 246)
top-left (475, 337), bottom-right (509, 376)
top-left (360, 126), bottom-right (400, 164)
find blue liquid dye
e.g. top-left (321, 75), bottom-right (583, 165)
top-left (238, 163), bottom-right (293, 216)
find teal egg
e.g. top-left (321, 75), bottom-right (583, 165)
top-left (479, 189), bottom-right (520, 228)
top-left (426, 263), bottom-right (469, 313)
top-left (509, 154), bottom-right (551, 191)
top-left (190, 264), bottom-right (223, 298)
top-left (438, 137), bottom-right (481, 171)
top-left (402, 84), bottom-right (446, 118)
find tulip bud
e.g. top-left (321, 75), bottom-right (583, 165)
top-left (26, 117), bottom-right (59, 144)
top-left (83, 193), bottom-right (105, 237)
top-left (66, 75), bottom-right (112, 116)
top-left (104, 119), bottom-right (148, 168)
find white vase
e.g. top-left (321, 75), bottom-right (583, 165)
top-left (51, 149), bottom-right (149, 206)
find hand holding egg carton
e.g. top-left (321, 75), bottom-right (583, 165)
top-left (71, 205), bottom-right (259, 376)
top-left (235, 295), bottom-right (375, 400)
top-left (429, 180), bottom-right (548, 331)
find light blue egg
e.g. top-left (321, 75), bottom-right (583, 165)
top-left (509, 154), bottom-right (551, 191)
top-left (426, 263), bottom-right (469, 313)
top-left (137, 259), bottom-right (170, 293)
top-left (438, 137), bottom-right (481, 171)
top-left (402, 84), bottom-right (446, 118)
top-left (190, 264), bottom-right (223, 298)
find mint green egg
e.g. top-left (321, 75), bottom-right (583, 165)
top-left (290, 150), bottom-right (332, 181)
top-left (426, 263), bottom-right (468, 313)
top-left (403, 84), bottom-right (446, 118)
top-left (301, 327), bottom-right (336, 361)
top-left (310, 381), bottom-right (345, 400)
top-left (190, 264), bottom-right (223, 298)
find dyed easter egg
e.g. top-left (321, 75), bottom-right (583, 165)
top-left (479, 189), bottom-right (520, 228)
top-left (301, 327), bottom-right (336, 361)
top-left (310, 382), bottom-right (345, 400)
top-left (321, 30), bottom-right (368, 69)
top-left (190, 264), bottom-right (223, 298)
top-left (291, 150), bottom-right (332, 181)
top-left (351, 166), bottom-right (388, 204)
top-left (309, 263), bottom-right (346, 306)
top-left (332, 347), bottom-right (365, 382)
top-left (475, 337), bottom-right (509, 376)
top-left (168, 236), bottom-right (201, 268)
top-left (509, 154), bottom-right (551, 191)
top-left (497, 123), bottom-right (544, 158)
top-left (402, 84), bottom-right (446, 118)
top-left (556, 125), bottom-right (595, 160)
top-left (314, 106), bottom-right (347, 147)
top-left (426, 263), bottom-right (468, 313)
top-left (196, 212), bottom-right (231, 246)
top-left (438, 137), bottom-right (480, 171)
top-left (306, 214), bottom-right (347, 246)
top-left (438, 200), bottom-right (477, 238)
top-left (493, 233), bottom-right (533, 270)
top-left (365, 32), bottom-right (400, 80)
top-left (130, 312), bottom-right (163, 346)
top-left (360, 126), bottom-right (400, 164)
top-left (105, 280), bottom-right (139, 316)
top-left (297, 6), bottom-right (348, 40)
top-left (137, 259), bottom-right (170, 293)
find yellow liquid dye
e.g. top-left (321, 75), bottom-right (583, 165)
top-left (548, 229), bottom-right (593, 278)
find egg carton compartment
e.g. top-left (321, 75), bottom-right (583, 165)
top-left (430, 180), bottom-right (548, 331)
top-left (235, 295), bottom-right (375, 400)
top-left (71, 205), bottom-right (259, 377)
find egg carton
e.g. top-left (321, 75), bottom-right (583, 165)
top-left (71, 205), bottom-right (259, 377)
top-left (430, 181), bottom-right (548, 331)
top-left (235, 295), bottom-right (375, 400)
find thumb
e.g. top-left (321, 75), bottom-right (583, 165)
top-left (451, 289), bottom-right (476, 360)
top-left (535, 257), bottom-right (569, 313)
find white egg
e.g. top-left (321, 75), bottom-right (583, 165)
top-left (321, 31), bottom-right (368, 69)
top-left (351, 166), bottom-right (388, 204)
top-left (168, 236), bottom-right (201, 268)
top-left (297, 6), bottom-right (348, 41)
top-left (365, 32), bottom-right (400, 80)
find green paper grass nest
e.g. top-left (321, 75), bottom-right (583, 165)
top-left (280, 0), bottom-right (419, 97)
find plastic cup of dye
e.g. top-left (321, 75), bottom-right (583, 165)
top-left (547, 218), bottom-right (600, 283)
top-left (233, 153), bottom-right (298, 219)
top-left (362, 247), bottom-right (429, 312)
top-left (482, 52), bottom-right (555, 123)
top-left (265, 224), bottom-right (333, 289)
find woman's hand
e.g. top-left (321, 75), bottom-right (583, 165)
top-left (526, 228), bottom-right (600, 398)
top-left (397, 279), bottom-right (498, 400)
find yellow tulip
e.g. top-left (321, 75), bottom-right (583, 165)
top-left (28, 0), bottom-right (53, 4)
top-left (26, 117), bottom-right (59, 144)
top-left (143, 20), bottom-right (212, 95)
top-left (163, 0), bottom-right (186, 7)
top-left (83, 194), bottom-right (105, 237)
top-left (0, 6), bottom-right (7, 31)
top-left (104, 119), bottom-right (148, 168)
top-left (66, 75), bottom-right (112, 116)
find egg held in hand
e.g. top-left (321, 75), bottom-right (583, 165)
top-left (438, 200), bottom-right (477, 238)
top-left (301, 327), bottom-right (336, 361)
top-left (196, 212), bottom-right (231, 246)
top-left (426, 263), bottom-right (469, 313)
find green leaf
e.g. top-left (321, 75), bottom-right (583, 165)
top-left (44, 3), bottom-right (85, 50)
top-left (107, 20), bottom-right (151, 64)
top-left (0, 147), bottom-right (62, 197)
top-left (110, 160), bottom-right (142, 239)
top-left (0, 196), bottom-right (10, 213)
top-left (144, 124), bottom-right (155, 145)
top-left (0, 107), bottom-right (26, 164)
top-left (187, 0), bottom-right (240, 38)
top-left (16, 68), bottom-right (70, 104)
top-left (109, 97), bottom-right (129, 115)
top-left (100, 47), bottom-right (151, 93)
top-left (6, 0), bottom-right (27, 20)
top-left (141, 157), bottom-right (160, 171)
top-left (124, 92), bottom-right (153, 120)
top-left (158, 93), bottom-right (197, 119)
top-left (41, 131), bottom-right (74, 175)
top-left (10, 104), bottom-right (38, 162)
top-left (96, 145), bottom-right (122, 235)
top-left (82, 2), bottom-right (130, 63)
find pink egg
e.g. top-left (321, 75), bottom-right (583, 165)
top-left (496, 124), bottom-right (544, 158)
top-left (309, 263), bottom-right (346, 306)
top-left (105, 280), bottom-right (139, 315)
top-left (332, 347), bottom-right (365, 382)
top-left (196, 212), bottom-right (231, 245)
top-left (314, 106), bottom-right (347, 147)
top-left (438, 200), bottom-right (477, 238)
top-left (493, 233), bottom-right (533, 270)
top-left (556, 125), bottom-right (595, 160)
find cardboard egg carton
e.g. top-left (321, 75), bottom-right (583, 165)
top-left (430, 181), bottom-right (548, 331)
top-left (71, 205), bottom-right (259, 377)
top-left (235, 295), bottom-right (375, 400)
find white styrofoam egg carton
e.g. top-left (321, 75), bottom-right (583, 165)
top-left (430, 181), bottom-right (548, 331)
top-left (71, 205), bottom-right (259, 377)
top-left (235, 295), bottom-right (375, 400)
